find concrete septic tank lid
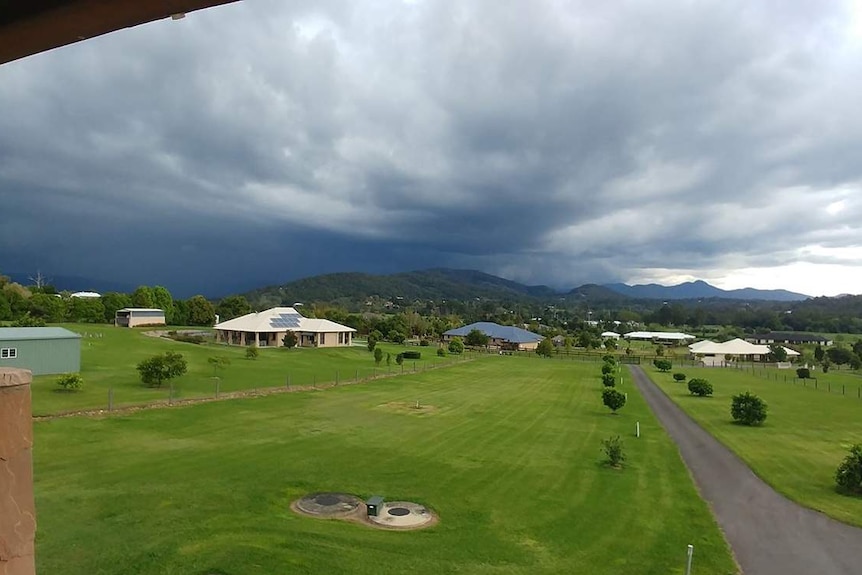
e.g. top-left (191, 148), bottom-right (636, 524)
top-left (294, 492), bottom-right (362, 517)
top-left (369, 501), bottom-right (434, 529)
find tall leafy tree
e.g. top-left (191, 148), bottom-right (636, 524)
top-left (814, 344), bottom-right (825, 362)
top-left (151, 286), bottom-right (174, 323)
top-left (28, 293), bottom-right (67, 323)
top-left (186, 295), bottom-right (215, 326)
top-left (172, 300), bottom-right (190, 326)
top-left (101, 292), bottom-right (132, 323)
top-left (465, 329), bottom-right (490, 347)
top-left (216, 295), bottom-right (252, 321)
top-left (0, 291), bottom-right (11, 321)
top-left (536, 338), bottom-right (553, 358)
top-left (131, 286), bottom-right (154, 308)
top-left (68, 297), bottom-right (106, 323)
top-left (136, 352), bottom-right (187, 387)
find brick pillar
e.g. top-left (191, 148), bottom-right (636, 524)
top-left (0, 368), bottom-right (36, 575)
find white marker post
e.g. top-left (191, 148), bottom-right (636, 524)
top-left (685, 544), bottom-right (694, 575)
top-left (636, 421), bottom-right (640, 438)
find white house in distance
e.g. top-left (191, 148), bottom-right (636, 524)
top-left (624, 331), bottom-right (695, 344)
top-left (70, 291), bottom-right (101, 298)
top-left (214, 307), bottom-right (356, 348)
top-left (115, 308), bottom-right (166, 328)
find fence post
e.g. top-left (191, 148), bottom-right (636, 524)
top-left (287, 374), bottom-right (291, 389)
top-left (0, 368), bottom-right (37, 575)
top-left (108, 387), bottom-right (114, 412)
top-left (685, 544), bottom-right (694, 575)
top-left (335, 371), bottom-right (339, 386)
top-left (169, 383), bottom-right (174, 406)
top-left (842, 384), bottom-right (845, 396)
top-left (355, 369), bottom-right (359, 382)
top-left (215, 378), bottom-right (220, 399)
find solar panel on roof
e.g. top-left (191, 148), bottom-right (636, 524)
top-left (270, 312), bottom-right (302, 329)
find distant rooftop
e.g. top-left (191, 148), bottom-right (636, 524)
top-left (624, 331), bottom-right (695, 341)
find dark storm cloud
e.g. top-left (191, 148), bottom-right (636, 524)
top-left (1, 0), bottom-right (861, 295)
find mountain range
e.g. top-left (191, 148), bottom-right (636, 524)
top-left (243, 268), bottom-right (812, 307)
top-left (3, 267), bottom-right (813, 303)
top-left (602, 280), bottom-right (809, 302)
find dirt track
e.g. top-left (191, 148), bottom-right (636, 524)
top-left (629, 365), bottom-right (862, 575)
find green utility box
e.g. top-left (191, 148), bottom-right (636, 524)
top-left (366, 495), bottom-right (384, 517)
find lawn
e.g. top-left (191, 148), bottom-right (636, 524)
top-left (31, 324), bottom-right (456, 415)
top-left (33, 357), bottom-right (736, 575)
top-left (647, 365), bottom-right (862, 526)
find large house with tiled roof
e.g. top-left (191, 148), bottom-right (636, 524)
top-left (214, 307), bottom-right (355, 348)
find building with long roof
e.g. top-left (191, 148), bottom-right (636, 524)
top-left (623, 331), bottom-right (696, 344)
top-left (688, 338), bottom-right (800, 366)
top-left (442, 322), bottom-right (543, 351)
top-left (214, 307), bottom-right (355, 348)
top-left (0, 327), bottom-right (81, 375)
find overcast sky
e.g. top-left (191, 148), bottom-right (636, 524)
top-left (2, 0), bottom-right (862, 297)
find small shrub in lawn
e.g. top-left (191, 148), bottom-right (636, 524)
top-left (601, 435), bottom-right (626, 467)
top-left (403, 350), bottom-right (421, 360)
top-left (653, 358), bottom-right (672, 372)
top-left (673, 372), bottom-right (686, 381)
top-left (601, 363), bottom-right (614, 375)
top-left (731, 392), bottom-right (768, 426)
top-left (437, 347), bottom-right (446, 357)
top-left (602, 373), bottom-right (616, 387)
top-left (448, 338), bottom-right (464, 354)
top-left (835, 444), bottom-right (862, 495)
top-left (396, 353), bottom-right (404, 366)
top-left (602, 388), bottom-right (626, 413)
top-left (796, 367), bottom-right (811, 379)
top-left (602, 354), bottom-right (617, 365)
top-left (245, 346), bottom-right (259, 360)
top-left (56, 373), bottom-right (83, 391)
top-left (419, 339), bottom-right (430, 347)
top-left (688, 378), bottom-right (713, 397)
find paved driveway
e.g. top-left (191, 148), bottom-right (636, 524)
top-left (629, 365), bottom-right (862, 575)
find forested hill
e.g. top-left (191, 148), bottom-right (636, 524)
top-left (243, 268), bottom-right (560, 309)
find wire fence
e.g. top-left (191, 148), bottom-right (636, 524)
top-left (37, 354), bottom-right (480, 419)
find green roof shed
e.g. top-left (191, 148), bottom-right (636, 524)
top-left (0, 327), bottom-right (81, 375)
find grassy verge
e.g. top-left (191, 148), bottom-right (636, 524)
top-left (648, 365), bottom-right (862, 526)
top-left (34, 357), bottom-right (735, 574)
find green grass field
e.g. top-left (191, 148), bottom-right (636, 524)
top-left (31, 324), bottom-right (456, 415)
top-left (648, 365), bottom-right (862, 526)
top-left (34, 358), bottom-right (736, 574)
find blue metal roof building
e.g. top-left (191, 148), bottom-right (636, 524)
top-left (443, 322), bottom-right (543, 350)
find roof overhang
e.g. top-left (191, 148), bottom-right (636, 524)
top-left (0, 0), bottom-right (240, 66)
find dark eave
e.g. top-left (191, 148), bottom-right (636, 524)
top-left (0, 0), bottom-right (240, 65)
